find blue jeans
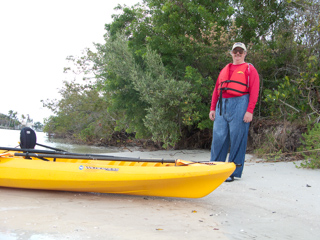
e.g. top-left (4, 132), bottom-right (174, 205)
top-left (210, 94), bottom-right (250, 178)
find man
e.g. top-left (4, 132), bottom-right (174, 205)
top-left (209, 42), bottom-right (260, 182)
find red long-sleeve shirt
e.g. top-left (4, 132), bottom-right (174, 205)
top-left (210, 62), bottom-right (260, 114)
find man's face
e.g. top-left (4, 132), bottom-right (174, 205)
top-left (231, 47), bottom-right (246, 64)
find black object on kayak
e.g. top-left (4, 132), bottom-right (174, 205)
top-left (20, 127), bottom-right (37, 149)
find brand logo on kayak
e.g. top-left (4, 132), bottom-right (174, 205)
top-left (79, 165), bottom-right (119, 171)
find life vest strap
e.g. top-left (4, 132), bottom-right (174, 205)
top-left (221, 80), bottom-right (248, 87)
top-left (220, 87), bottom-right (249, 94)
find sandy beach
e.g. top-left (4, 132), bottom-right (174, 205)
top-left (1, 150), bottom-right (319, 240)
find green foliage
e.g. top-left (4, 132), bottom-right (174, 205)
top-left (94, 31), bottom-right (150, 139)
top-left (33, 122), bottom-right (43, 131)
top-left (94, 32), bottom-right (202, 147)
top-left (95, 1), bottom-right (239, 146)
top-left (42, 0), bottom-right (320, 153)
top-left (42, 80), bottom-right (119, 143)
top-left (132, 46), bottom-right (196, 147)
top-left (232, 0), bottom-right (290, 43)
top-left (263, 76), bottom-right (308, 120)
top-left (298, 123), bottom-right (320, 169)
top-left (263, 54), bottom-right (320, 121)
top-left (298, 55), bottom-right (320, 119)
top-left (145, 0), bottom-right (234, 78)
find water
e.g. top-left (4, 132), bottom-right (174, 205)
top-left (0, 129), bottom-right (117, 154)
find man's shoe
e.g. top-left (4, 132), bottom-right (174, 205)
top-left (225, 176), bottom-right (234, 182)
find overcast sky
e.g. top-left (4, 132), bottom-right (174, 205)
top-left (0, 0), bottom-right (140, 123)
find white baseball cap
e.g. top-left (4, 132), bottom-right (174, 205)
top-left (232, 42), bottom-right (247, 51)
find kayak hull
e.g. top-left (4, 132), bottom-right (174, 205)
top-left (0, 153), bottom-right (235, 198)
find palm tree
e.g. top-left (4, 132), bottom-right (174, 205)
top-left (8, 110), bottom-right (13, 127)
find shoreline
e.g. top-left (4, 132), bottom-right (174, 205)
top-left (1, 150), bottom-right (319, 240)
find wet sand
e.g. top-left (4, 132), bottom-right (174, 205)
top-left (1, 150), bottom-right (319, 240)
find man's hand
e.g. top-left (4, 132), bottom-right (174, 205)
top-left (209, 110), bottom-right (216, 121)
top-left (243, 112), bottom-right (253, 123)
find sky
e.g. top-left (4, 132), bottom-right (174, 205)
top-left (0, 0), bottom-right (140, 123)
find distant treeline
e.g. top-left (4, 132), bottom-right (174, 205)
top-left (0, 111), bottom-right (43, 131)
top-left (42, 0), bottom-right (320, 151)
top-left (0, 113), bottom-right (20, 129)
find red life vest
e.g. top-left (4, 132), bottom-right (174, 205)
top-left (217, 63), bottom-right (251, 115)
top-left (218, 63), bottom-right (250, 96)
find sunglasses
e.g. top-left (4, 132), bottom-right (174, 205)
top-left (232, 48), bottom-right (244, 54)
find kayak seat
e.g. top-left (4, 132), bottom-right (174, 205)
top-left (20, 127), bottom-right (37, 149)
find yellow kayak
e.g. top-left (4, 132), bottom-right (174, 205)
top-left (0, 151), bottom-right (235, 198)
